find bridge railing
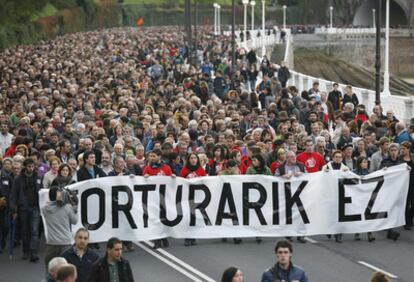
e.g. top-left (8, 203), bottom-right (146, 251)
top-left (287, 70), bottom-right (414, 123)
top-left (233, 28), bottom-right (414, 123)
top-left (314, 27), bottom-right (414, 37)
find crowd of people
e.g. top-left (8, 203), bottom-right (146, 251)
top-left (0, 25), bottom-right (413, 281)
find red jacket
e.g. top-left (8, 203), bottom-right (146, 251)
top-left (270, 161), bottom-right (282, 175)
top-left (296, 152), bottom-right (325, 173)
top-left (239, 157), bottom-right (251, 175)
top-left (179, 166), bottom-right (206, 178)
top-left (143, 164), bottom-right (172, 176)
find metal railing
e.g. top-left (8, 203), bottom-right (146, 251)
top-left (229, 28), bottom-right (414, 123)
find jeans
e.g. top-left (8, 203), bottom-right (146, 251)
top-left (249, 80), bottom-right (256, 91)
top-left (20, 207), bottom-right (40, 255)
top-left (0, 210), bottom-right (10, 250)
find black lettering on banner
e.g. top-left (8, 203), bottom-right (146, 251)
top-left (189, 184), bottom-right (212, 226)
top-left (361, 176), bottom-right (388, 220)
top-left (81, 188), bottom-right (105, 230)
top-left (338, 178), bottom-right (362, 222)
top-left (242, 182), bottom-right (267, 225)
top-left (159, 184), bottom-right (183, 227)
top-left (215, 183), bottom-right (239, 225)
top-left (285, 181), bottom-right (310, 224)
top-left (112, 186), bottom-right (137, 229)
top-left (134, 184), bottom-right (156, 228)
top-left (272, 182), bottom-right (280, 225)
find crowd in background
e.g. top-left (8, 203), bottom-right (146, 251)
top-left (0, 25), bottom-right (413, 281)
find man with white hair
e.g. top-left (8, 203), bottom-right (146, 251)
top-left (42, 257), bottom-right (67, 282)
top-left (395, 122), bottom-right (411, 144)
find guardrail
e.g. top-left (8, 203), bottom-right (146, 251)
top-left (287, 71), bottom-right (414, 123)
top-left (314, 27), bottom-right (414, 37)
top-left (230, 28), bottom-right (414, 123)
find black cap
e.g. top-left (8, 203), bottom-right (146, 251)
top-left (341, 143), bottom-right (353, 151)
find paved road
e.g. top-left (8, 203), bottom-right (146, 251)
top-left (1, 228), bottom-right (413, 281)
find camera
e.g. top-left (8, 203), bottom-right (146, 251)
top-left (56, 187), bottom-right (78, 206)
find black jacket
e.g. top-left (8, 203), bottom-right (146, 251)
top-left (380, 157), bottom-right (404, 168)
top-left (0, 170), bottom-right (13, 210)
top-left (62, 246), bottom-right (99, 282)
top-left (10, 171), bottom-right (42, 212)
top-left (77, 166), bottom-right (107, 182)
top-left (88, 255), bottom-right (134, 282)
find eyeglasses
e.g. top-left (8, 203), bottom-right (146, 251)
top-left (277, 251), bottom-right (290, 254)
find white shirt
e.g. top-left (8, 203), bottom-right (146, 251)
top-left (0, 132), bottom-right (13, 155)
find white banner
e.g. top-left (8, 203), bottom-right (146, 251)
top-left (39, 164), bottom-right (410, 242)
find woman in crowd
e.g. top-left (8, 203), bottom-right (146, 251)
top-left (400, 141), bottom-right (414, 230)
top-left (353, 156), bottom-right (376, 242)
top-left (206, 145), bottom-right (227, 176)
top-left (270, 148), bottom-right (286, 175)
top-left (50, 164), bottom-right (76, 189)
top-left (246, 154), bottom-right (271, 244)
top-left (179, 153), bottom-right (206, 246)
top-left (43, 157), bottom-right (62, 189)
top-left (221, 266), bottom-right (244, 282)
top-left (323, 150), bottom-right (348, 243)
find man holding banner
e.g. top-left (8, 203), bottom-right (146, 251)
top-left (38, 163), bottom-right (410, 243)
top-left (143, 149), bottom-right (175, 249)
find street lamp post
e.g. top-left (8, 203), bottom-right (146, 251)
top-left (243, 0), bottom-right (249, 46)
top-left (372, 9), bottom-right (376, 29)
top-left (329, 6), bottom-right (334, 30)
top-left (375, 0), bottom-right (382, 105)
top-left (383, 0), bottom-right (391, 96)
top-left (218, 5), bottom-right (221, 35)
top-left (261, 0), bottom-right (265, 56)
top-left (283, 5), bottom-right (287, 30)
top-left (213, 3), bottom-right (218, 35)
top-left (250, 1), bottom-right (256, 33)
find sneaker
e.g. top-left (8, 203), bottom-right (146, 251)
top-left (162, 238), bottom-right (169, 248)
top-left (387, 229), bottom-right (400, 241)
top-left (285, 237), bottom-right (293, 242)
top-left (368, 233), bottom-right (376, 242)
top-left (184, 239), bottom-right (191, 247)
top-left (29, 254), bottom-right (39, 263)
top-left (326, 235), bottom-right (332, 240)
top-left (335, 235), bottom-right (342, 243)
top-left (403, 224), bottom-right (412, 230)
top-left (256, 237), bottom-right (262, 244)
top-left (297, 237), bottom-right (306, 243)
top-left (126, 243), bottom-right (136, 252)
top-left (354, 234), bottom-right (361, 241)
top-left (190, 239), bottom-right (197, 246)
top-left (233, 238), bottom-right (242, 245)
top-left (152, 240), bottom-right (162, 249)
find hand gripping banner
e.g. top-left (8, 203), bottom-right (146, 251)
top-left (39, 164), bottom-right (410, 242)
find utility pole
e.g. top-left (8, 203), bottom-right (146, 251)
top-left (194, 0), bottom-right (198, 68)
top-left (375, 0), bottom-right (382, 105)
top-left (184, 0), bottom-right (193, 65)
top-left (231, 0), bottom-right (236, 89)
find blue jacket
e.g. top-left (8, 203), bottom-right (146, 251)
top-left (62, 245), bottom-right (99, 282)
top-left (262, 263), bottom-right (308, 282)
top-left (395, 130), bottom-right (411, 144)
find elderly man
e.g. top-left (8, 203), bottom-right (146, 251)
top-left (42, 257), bottom-right (67, 282)
top-left (395, 122), bottom-right (411, 144)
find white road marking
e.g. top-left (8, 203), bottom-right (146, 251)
top-left (142, 241), bottom-right (216, 282)
top-left (357, 261), bottom-right (398, 279)
top-left (156, 247), bottom-right (216, 282)
top-left (136, 242), bottom-right (204, 282)
top-left (304, 237), bottom-right (318, 244)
